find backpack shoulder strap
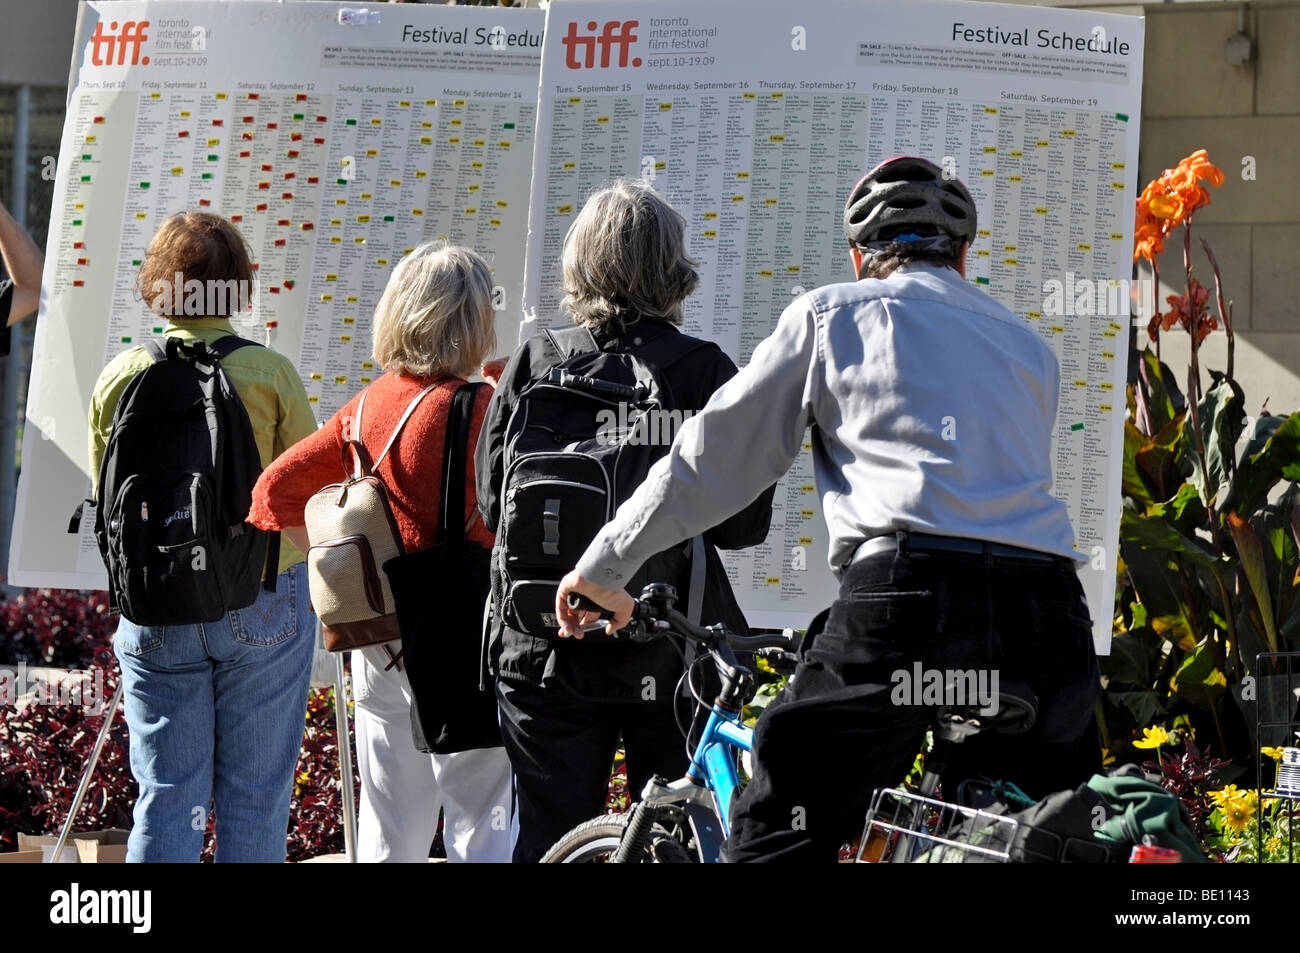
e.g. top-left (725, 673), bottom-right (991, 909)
top-left (543, 325), bottom-right (601, 362)
top-left (143, 340), bottom-right (167, 364)
top-left (373, 381), bottom-right (440, 472)
top-left (632, 329), bottom-right (715, 373)
top-left (207, 335), bottom-right (262, 360)
top-left (437, 382), bottom-right (483, 549)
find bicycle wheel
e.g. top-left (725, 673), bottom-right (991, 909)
top-left (541, 814), bottom-right (645, 863)
top-left (540, 813), bottom-right (697, 863)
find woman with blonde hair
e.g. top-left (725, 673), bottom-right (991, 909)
top-left (250, 242), bottom-right (514, 862)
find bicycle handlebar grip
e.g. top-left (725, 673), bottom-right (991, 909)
top-left (567, 592), bottom-right (613, 616)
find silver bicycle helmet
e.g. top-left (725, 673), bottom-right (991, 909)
top-left (843, 156), bottom-right (978, 255)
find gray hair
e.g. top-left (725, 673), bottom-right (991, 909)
top-left (372, 242), bottom-right (496, 379)
top-left (561, 179), bottom-right (698, 330)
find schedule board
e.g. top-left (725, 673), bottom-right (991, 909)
top-left (524, 0), bottom-right (1144, 644)
top-left (11, 0), bottom-right (543, 589)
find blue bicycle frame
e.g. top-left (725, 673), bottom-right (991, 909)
top-left (686, 703), bottom-right (753, 839)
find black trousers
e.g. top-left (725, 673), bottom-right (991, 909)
top-left (722, 539), bottom-right (1103, 863)
top-left (497, 678), bottom-right (689, 863)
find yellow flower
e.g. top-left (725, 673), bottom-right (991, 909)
top-left (1261, 746), bottom-right (1285, 761)
top-left (1221, 797), bottom-right (1254, 834)
top-left (1266, 836), bottom-right (1282, 853)
top-left (1101, 748), bottom-right (1117, 767)
top-left (1133, 726), bottom-right (1170, 750)
top-left (1207, 784), bottom-right (1242, 807)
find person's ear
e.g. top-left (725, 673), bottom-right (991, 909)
top-left (955, 241), bottom-right (970, 279)
top-left (850, 246), bottom-right (864, 279)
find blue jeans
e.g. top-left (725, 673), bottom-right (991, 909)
top-left (113, 562), bottom-right (315, 862)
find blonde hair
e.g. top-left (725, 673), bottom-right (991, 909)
top-left (372, 242), bottom-right (496, 379)
top-left (561, 179), bottom-right (698, 330)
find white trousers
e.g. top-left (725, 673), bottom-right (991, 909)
top-left (352, 644), bottom-right (516, 863)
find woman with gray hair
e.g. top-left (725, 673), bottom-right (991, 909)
top-left (475, 180), bottom-right (775, 862)
top-left (250, 242), bottom-right (514, 862)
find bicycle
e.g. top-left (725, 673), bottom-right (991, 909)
top-left (542, 582), bottom-right (794, 863)
top-left (543, 582), bottom-right (1184, 864)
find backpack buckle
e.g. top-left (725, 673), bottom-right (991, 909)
top-left (542, 499), bottom-right (561, 555)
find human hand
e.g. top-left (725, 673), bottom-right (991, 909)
top-left (555, 570), bottom-right (634, 639)
top-left (481, 358), bottom-right (507, 387)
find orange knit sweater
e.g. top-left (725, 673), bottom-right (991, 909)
top-left (248, 372), bottom-right (495, 552)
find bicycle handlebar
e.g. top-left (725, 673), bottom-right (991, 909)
top-left (566, 589), bottom-right (795, 654)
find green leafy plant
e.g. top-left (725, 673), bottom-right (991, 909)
top-left (1109, 149), bottom-right (1300, 788)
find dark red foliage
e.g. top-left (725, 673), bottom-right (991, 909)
top-left (0, 642), bottom-right (135, 851)
top-left (1144, 737), bottom-right (1232, 839)
top-left (1, 588), bottom-right (116, 669)
top-left (1, 589), bottom-right (363, 861)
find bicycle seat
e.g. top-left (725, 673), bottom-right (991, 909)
top-left (937, 679), bottom-right (1037, 737)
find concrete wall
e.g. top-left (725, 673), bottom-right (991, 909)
top-left (1134, 2), bottom-right (1300, 415)
top-left (0, 0), bottom-right (81, 88)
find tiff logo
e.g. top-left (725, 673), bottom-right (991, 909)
top-left (90, 19), bottom-right (151, 66)
top-left (561, 20), bottom-right (642, 69)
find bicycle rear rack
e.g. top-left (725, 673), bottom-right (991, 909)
top-left (857, 788), bottom-right (1017, 863)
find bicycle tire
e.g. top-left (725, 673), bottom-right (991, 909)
top-left (540, 813), bottom-right (698, 863)
top-left (541, 814), bottom-right (646, 863)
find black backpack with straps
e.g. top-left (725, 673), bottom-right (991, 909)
top-left (93, 335), bottom-right (278, 625)
top-left (496, 324), bottom-right (711, 638)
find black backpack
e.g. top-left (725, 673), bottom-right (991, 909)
top-left (93, 336), bottom-right (278, 625)
top-left (496, 325), bottom-right (710, 637)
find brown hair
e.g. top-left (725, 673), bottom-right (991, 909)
top-left (136, 211), bottom-right (255, 318)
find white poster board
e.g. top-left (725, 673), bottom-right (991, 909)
top-left (524, 0), bottom-right (1144, 645)
top-left (10, 0), bottom-right (543, 590)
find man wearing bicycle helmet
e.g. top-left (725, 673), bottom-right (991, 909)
top-left (556, 156), bottom-right (1102, 862)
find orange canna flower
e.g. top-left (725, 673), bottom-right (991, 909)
top-left (1148, 194), bottom-right (1183, 221)
top-left (1133, 149), bottom-right (1224, 261)
top-left (1182, 149), bottom-right (1225, 188)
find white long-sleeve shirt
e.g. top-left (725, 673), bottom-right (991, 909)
top-left (575, 262), bottom-right (1084, 590)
